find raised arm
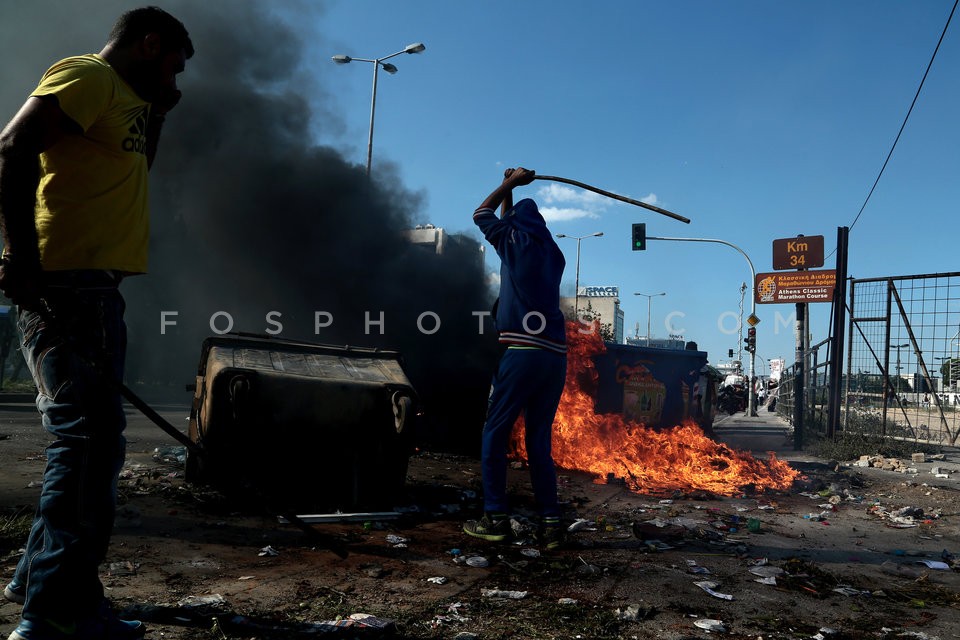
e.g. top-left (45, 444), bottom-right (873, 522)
top-left (478, 167), bottom-right (535, 216)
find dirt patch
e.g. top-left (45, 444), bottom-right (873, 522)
top-left (2, 405), bottom-right (960, 639)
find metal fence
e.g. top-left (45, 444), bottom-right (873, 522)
top-left (776, 337), bottom-right (832, 441)
top-left (843, 272), bottom-right (960, 446)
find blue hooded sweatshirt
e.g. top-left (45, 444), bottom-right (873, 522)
top-left (473, 198), bottom-right (567, 353)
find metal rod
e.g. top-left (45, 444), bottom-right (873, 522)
top-left (533, 175), bottom-right (691, 224)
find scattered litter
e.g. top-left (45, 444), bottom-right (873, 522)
top-left (803, 512), bottom-right (832, 522)
top-left (693, 581), bottom-right (734, 600)
top-left (812, 627), bottom-right (840, 639)
top-left (432, 602), bottom-right (471, 626)
top-left (107, 561), bottom-right (136, 576)
top-left (754, 576), bottom-right (777, 585)
top-left (748, 565), bottom-right (785, 578)
top-left (614, 604), bottom-right (656, 621)
top-left (868, 504), bottom-right (938, 528)
top-left (238, 576), bottom-right (255, 581)
top-left (686, 559), bottom-right (711, 574)
top-left (915, 560), bottom-right (949, 570)
top-left (557, 598), bottom-right (578, 605)
top-left (481, 588), bottom-right (527, 599)
top-left (832, 586), bottom-right (869, 596)
top-left (152, 446), bottom-right (187, 464)
top-left (658, 499), bottom-right (674, 505)
top-left (521, 548), bottom-right (540, 558)
top-left (258, 545), bottom-right (279, 557)
top-left (465, 556), bottom-right (489, 568)
top-left (177, 594), bottom-right (226, 608)
top-left (568, 518), bottom-right (596, 532)
top-left (426, 576), bottom-right (448, 585)
top-left (693, 618), bottom-right (727, 632)
top-left (386, 534), bottom-right (408, 547)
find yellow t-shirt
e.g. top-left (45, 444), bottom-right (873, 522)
top-left (31, 54), bottom-right (152, 273)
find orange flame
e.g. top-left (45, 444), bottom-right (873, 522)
top-left (510, 321), bottom-right (800, 496)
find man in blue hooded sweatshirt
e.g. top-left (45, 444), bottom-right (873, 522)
top-left (465, 167), bottom-right (568, 550)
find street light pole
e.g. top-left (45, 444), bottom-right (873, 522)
top-left (332, 42), bottom-right (426, 177)
top-left (644, 234), bottom-right (759, 415)
top-left (633, 292), bottom-right (666, 346)
top-left (893, 343), bottom-right (909, 398)
top-left (556, 232), bottom-right (603, 319)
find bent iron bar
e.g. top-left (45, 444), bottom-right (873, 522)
top-left (533, 175), bottom-right (692, 224)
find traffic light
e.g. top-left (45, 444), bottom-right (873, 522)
top-left (631, 223), bottom-right (646, 251)
top-left (744, 327), bottom-right (756, 354)
top-left (728, 349), bottom-right (734, 359)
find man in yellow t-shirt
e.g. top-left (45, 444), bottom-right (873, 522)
top-left (0, 7), bottom-right (193, 640)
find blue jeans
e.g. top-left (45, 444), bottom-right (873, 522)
top-left (481, 347), bottom-right (567, 518)
top-left (13, 278), bottom-right (127, 625)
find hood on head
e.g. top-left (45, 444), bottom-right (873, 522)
top-left (510, 198), bottom-right (545, 225)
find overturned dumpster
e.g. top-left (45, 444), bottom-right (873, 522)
top-left (592, 342), bottom-right (709, 430)
top-left (185, 335), bottom-right (418, 512)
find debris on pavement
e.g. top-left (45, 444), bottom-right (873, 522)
top-left (694, 580), bottom-right (734, 600)
top-left (480, 588), bottom-right (528, 599)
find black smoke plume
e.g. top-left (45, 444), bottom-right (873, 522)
top-left (0, 1), bottom-right (499, 453)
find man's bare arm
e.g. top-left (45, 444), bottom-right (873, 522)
top-left (478, 167), bottom-right (534, 217)
top-left (0, 96), bottom-right (80, 263)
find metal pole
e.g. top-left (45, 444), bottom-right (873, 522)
top-left (574, 238), bottom-right (582, 319)
top-left (646, 297), bottom-right (652, 347)
top-left (365, 61), bottom-right (379, 177)
top-left (794, 302), bottom-right (805, 449)
top-left (827, 226), bottom-right (849, 439)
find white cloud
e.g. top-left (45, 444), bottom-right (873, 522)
top-left (539, 206), bottom-right (600, 222)
top-left (530, 182), bottom-right (666, 224)
top-left (537, 184), bottom-right (605, 208)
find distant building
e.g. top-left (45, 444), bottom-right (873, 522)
top-left (561, 285), bottom-right (624, 343)
top-left (404, 224), bottom-right (485, 270)
top-left (625, 336), bottom-right (686, 349)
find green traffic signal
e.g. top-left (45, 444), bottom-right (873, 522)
top-left (631, 223), bottom-right (646, 251)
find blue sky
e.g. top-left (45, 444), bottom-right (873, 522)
top-left (1, 1), bottom-right (956, 377)
top-left (305, 0), bottom-right (959, 372)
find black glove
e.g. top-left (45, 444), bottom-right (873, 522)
top-left (0, 258), bottom-right (45, 312)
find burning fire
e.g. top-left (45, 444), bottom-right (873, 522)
top-left (510, 322), bottom-right (800, 496)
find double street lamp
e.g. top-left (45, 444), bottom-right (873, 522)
top-left (332, 42), bottom-right (426, 176)
top-left (893, 343), bottom-right (910, 397)
top-left (555, 232), bottom-right (603, 319)
top-left (633, 292), bottom-right (666, 346)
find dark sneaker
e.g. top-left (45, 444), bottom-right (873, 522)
top-left (463, 515), bottom-right (511, 542)
top-left (4, 580), bottom-right (25, 605)
top-left (98, 603), bottom-right (146, 639)
top-left (7, 619), bottom-right (79, 640)
top-left (538, 524), bottom-right (567, 551)
top-left (6, 608), bottom-right (145, 640)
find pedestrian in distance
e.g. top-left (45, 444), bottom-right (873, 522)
top-left (0, 7), bottom-right (193, 640)
top-left (463, 167), bottom-right (569, 550)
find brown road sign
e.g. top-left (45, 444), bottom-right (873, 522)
top-left (755, 270), bottom-right (836, 304)
top-left (773, 235), bottom-right (824, 270)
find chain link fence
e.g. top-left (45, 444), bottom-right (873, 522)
top-left (843, 272), bottom-right (960, 446)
